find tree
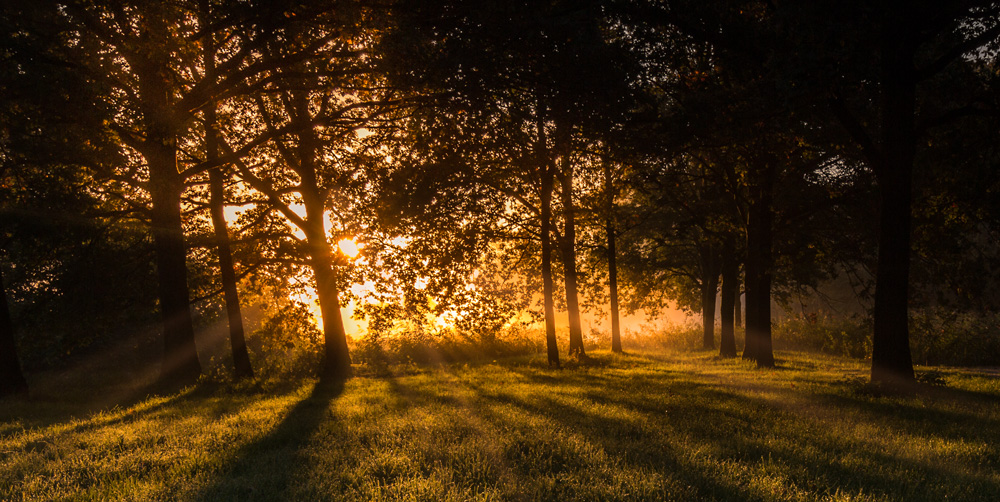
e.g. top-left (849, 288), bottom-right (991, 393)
top-left (199, 0), bottom-right (253, 380)
top-left (801, 0), bottom-right (1000, 385)
top-left (57, 0), bottom-right (323, 385)
top-left (225, 5), bottom-right (403, 377)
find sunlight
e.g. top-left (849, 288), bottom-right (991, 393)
top-left (338, 238), bottom-right (360, 258)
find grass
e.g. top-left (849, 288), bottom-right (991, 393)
top-left (2, 349), bottom-right (999, 501)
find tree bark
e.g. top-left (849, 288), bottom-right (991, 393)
top-left (700, 246), bottom-right (719, 350)
top-left (734, 284), bottom-right (742, 328)
top-left (148, 163), bottom-right (202, 385)
top-left (604, 162), bottom-right (622, 354)
top-left (559, 147), bottom-right (586, 359)
top-left (719, 237), bottom-right (738, 357)
top-left (742, 163), bottom-right (775, 367)
top-left (300, 143), bottom-right (352, 380)
top-left (203, 23), bottom-right (253, 380)
top-left (742, 245), bottom-right (758, 362)
top-left (871, 7), bottom-right (916, 386)
top-left (135, 18), bottom-right (200, 386)
top-left (208, 167), bottom-right (254, 379)
top-left (607, 217), bottom-right (622, 354)
top-left (541, 167), bottom-right (561, 367)
top-left (537, 108), bottom-right (560, 368)
top-left (0, 264), bottom-right (28, 397)
top-left (309, 242), bottom-right (353, 380)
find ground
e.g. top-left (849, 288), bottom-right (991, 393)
top-left (2, 350), bottom-right (999, 501)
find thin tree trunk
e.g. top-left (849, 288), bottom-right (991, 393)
top-left (700, 245), bottom-right (719, 350)
top-left (871, 10), bottom-right (916, 386)
top-left (742, 246), bottom-right (757, 362)
top-left (202, 0), bottom-right (252, 380)
top-left (701, 273), bottom-right (718, 350)
top-left (719, 237), bottom-right (738, 357)
top-left (734, 284), bottom-right (742, 328)
top-left (208, 167), bottom-right (254, 379)
top-left (607, 218), bottom-right (622, 354)
top-left (604, 161), bottom-right (622, 354)
top-left (559, 146), bottom-right (586, 359)
top-left (0, 263), bottom-right (28, 397)
top-left (541, 168), bottom-right (560, 367)
top-left (537, 106), bottom-right (560, 368)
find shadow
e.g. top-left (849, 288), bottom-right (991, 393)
top-left (193, 377), bottom-right (345, 501)
top-left (489, 362), bottom-right (1000, 501)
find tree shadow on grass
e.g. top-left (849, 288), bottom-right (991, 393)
top-left (498, 365), bottom-right (1000, 501)
top-left (192, 376), bottom-right (345, 501)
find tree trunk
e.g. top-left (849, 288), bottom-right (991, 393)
top-left (208, 167), bottom-right (254, 380)
top-left (701, 275), bottom-right (718, 350)
top-left (559, 150), bottom-right (586, 359)
top-left (719, 237), bottom-right (738, 358)
top-left (742, 246), bottom-right (758, 361)
top-left (148, 163), bottom-right (202, 385)
top-left (734, 284), bottom-right (742, 328)
top-left (135, 24), bottom-right (200, 386)
top-left (309, 243), bottom-right (353, 380)
top-left (607, 217), bottom-right (622, 354)
top-left (742, 164), bottom-right (775, 367)
top-left (541, 167), bottom-right (561, 367)
top-left (300, 152), bottom-right (352, 379)
top-left (202, 1), bottom-right (252, 380)
top-left (700, 246), bottom-right (719, 350)
top-left (0, 264), bottom-right (28, 397)
top-left (537, 108), bottom-right (560, 368)
top-left (871, 10), bottom-right (916, 386)
top-left (604, 162), bottom-right (622, 354)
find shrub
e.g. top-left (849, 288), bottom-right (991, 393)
top-left (772, 313), bottom-right (872, 359)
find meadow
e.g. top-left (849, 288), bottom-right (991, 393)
top-left (2, 349), bottom-right (999, 501)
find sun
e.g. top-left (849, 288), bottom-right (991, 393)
top-left (337, 238), bottom-right (360, 258)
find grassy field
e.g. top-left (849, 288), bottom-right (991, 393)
top-left (2, 350), bottom-right (999, 501)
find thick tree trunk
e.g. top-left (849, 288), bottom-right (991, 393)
top-left (134, 25), bottom-right (200, 386)
top-left (149, 163), bottom-right (202, 385)
top-left (309, 243), bottom-right (353, 380)
top-left (208, 167), bottom-right (254, 380)
top-left (301, 170), bottom-right (352, 379)
top-left (541, 168), bottom-right (561, 367)
top-left (871, 11), bottom-right (916, 386)
top-left (742, 165), bottom-right (775, 367)
top-left (559, 153), bottom-right (586, 359)
top-left (719, 238), bottom-right (738, 357)
top-left (0, 264), bottom-right (28, 397)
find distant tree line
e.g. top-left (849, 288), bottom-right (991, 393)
top-left (3, 0), bottom-right (999, 396)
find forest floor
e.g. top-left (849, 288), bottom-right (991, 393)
top-left (1, 349), bottom-right (999, 501)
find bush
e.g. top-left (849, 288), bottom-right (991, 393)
top-left (350, 325), bottom-right (544, 369)
top-left (772, 313), bottom-right (872, 359)
top-left (909, 309), bottom-right (1000, 366)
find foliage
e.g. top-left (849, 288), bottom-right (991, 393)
top-left (909, 309), bottom-right (1000, 367)
top-left (771, 314), bottom-right (872, 360)
top-left (351, 325), bottom-right (543, 372)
